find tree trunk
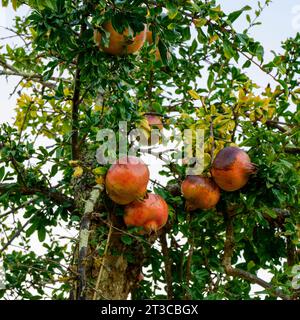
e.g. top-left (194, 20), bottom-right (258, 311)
top-left (70, 210), bottom-right (147, 300)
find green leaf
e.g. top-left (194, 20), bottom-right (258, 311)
top-left (38, 228), bottom-right (46, 242)
top-left (264, 208), bottom-right (277, 219)
top-left (157, 40), bottom-right (169, 66)
top-left (0, 167), bottom-right (5, 181)
top-left (278, 79), bottom-right (289, 96)
top-left (207, 71), bottom-right (214, 90)
top-left (26, 223), bottom-right (37, 237)
top-left (71, 215), bottom-right (81, 222)
top-left (242, 60), bottom-right (251, 68)
top-left (44, 0), bottom-right (57, 11)
top-left (166, 3), bottom-right (178, 20)
top-left (256, 45), bottom-right (264, 62)
top-left (223, 40), bottom-right (235, 60)
top-left (247, 260), bottom-right (255, 271)
top-left (227, 6), bottom-right (252, 23)
top-left (121, 235), bottom-right (133, 245)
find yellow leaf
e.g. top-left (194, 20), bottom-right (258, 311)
top-left (204, 153), bottom-right (211, 169)
top-left (95, 176), bottom-right (105, 185)
top-left (58, 276), bottom-right (71, 283)
top-left (209, 34), bottom-right (219, 44)
top-left (267, 107), bottom-right (275, 118)
top-left (210, 104), bottom-right (217, 115)
top-left (69, 160), bottom-right (79, 167)
top-left (188, 90), bottom-right (201, 100)
top-left (94, 105), bottom-right (103, 112)
top-left (213, 115), bottom-right (225, 126)
top-left (73, 166), bottom-right (83, 178)
top-left (260, 115), bottom-right (267, 124)
top-left (227, 120), bottom-right (236, 131)
top-left (138, 117), bottom-right (151, 132)
top-left (193, 18), bottom-right (207, 27)
top-left (12, 0), bottom-right (17, 11)
top-left (249, 111), bottom-right (256, 122)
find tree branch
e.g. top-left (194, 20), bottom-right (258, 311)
top-left (0, 196), bottom-right (38, 219)
top-left (266, 120), bottom-right (287, 133)
top-left (222, 211), bottom-right (291, 300)
top-left (0, 58), bottom-right (57, 89)
top-left (71, 61), bottom-right (81, 160)
top-left (77, 184), bottom-right (104, 300)
top-left (0, 183), bottom-right (75, 213)
top-left (71, 23), bottom-right (86, 160)
top-left (284, 147), bottom-right (300, 155)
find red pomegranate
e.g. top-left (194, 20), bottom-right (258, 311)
top-left (211, 147), bottom-right (256, 192)
top-left (124, 194), bottom-right (168, 232)
top-left (145, 114), bottom-right (163, 130)
top-left (105, 156), bottom-right (149, 205)
top-left (94, 21), bottom-right (147, 56)
top-left (181, 176), bottom-right (220, 211)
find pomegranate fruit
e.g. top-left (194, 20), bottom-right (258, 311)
top-left (145, 114), bottom-right (163, 130)
top-left (211, 147), bottom-right (256, 192)
top-left (181, 176), bottom-right (220, 211)
top-left (94, 21), bottom-right (146, 56)
top-left (105, 156), bottom-right (149, 205)
top-left (124, 194), bottom-right (168, 232)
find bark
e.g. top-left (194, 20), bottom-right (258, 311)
top-left (83, 214), bottom-right (149, 300)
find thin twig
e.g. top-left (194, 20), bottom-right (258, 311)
top-left (0, 220), bottom-right (30, 255)
top-left (0, 196), bottom-right (38, 219)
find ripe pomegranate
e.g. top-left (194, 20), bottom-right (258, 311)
top-left (94, 21), bottom-right (146, 56)
top-left (211, 147), bottom-right (256, 192)
top-left (181, 176), bottom-right (220, 211)
top-left (105, 156), bottom-right (149, 205)
top-left (145, 114), bottom-right (163, 130)
top-left (124, 194), bottom-right (168, 232)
